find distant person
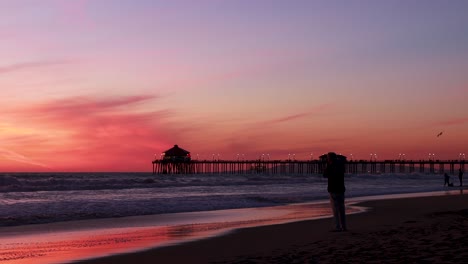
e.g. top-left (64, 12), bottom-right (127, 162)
top-left (323, 152), bottom-right (347, 232)
top-left (444, 173), bottom-right (451, 187)
top-left (459, 168), bottom-right (463, 186)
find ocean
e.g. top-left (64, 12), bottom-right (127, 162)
top-left (0, 172), bottom-right (449, 227)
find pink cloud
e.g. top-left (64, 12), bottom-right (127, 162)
top-left (149, 48), bottom-right (316, 91)
top-left (25, 95), bottom-right (159, 116)
top-left (184, 103), bottom-right (337, 159)
top-left (0, 147), bottom-right (50, 168)
top-left (434, 117), bottom-right (468, 126)
top-left (0, 60), bottom-right (72, 75)
top-left (6, 94), bottom-right (180, 171)
top-left (262, 103), bottom-right (333, 125)
top-left (263, 112), bottom-right (316, 126)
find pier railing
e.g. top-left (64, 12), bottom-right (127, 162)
top-left (152, 160), bottom-right (465, 175)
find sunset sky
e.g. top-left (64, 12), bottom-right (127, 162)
top-left (1, 0), bottom-right (467, 171)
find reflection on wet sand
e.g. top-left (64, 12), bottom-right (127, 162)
top-left (1, 190), bottom-right (464, 264)
top-left (0, 202), bottom-right (362, 264)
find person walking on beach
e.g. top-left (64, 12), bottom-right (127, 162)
top-left (323, 152), bottom-right (347, 232)
top-left (459, 168), bottom-right (463, 186)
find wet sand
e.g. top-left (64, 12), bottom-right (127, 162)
top-left (75, 191), bottom-right (467, 264)
top-left (0, 201), bottom-right (356, 264)
top-left (1, 191), bottom-right (466, 264)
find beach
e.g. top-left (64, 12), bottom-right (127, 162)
top-left (76, 191), bottom-right (467, 264)
top-left (1, 172), bottom-right (465, 264)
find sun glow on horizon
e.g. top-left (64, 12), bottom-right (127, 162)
top-left (1, 1), bottom-right (467, 171)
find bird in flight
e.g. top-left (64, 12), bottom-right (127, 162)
top-left (437, 131), bottom-right (443, 137)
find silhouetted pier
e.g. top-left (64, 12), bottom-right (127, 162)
top-left (152, 159), bottom-right (465, 175)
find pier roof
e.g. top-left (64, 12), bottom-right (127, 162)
top-left (163, 145), bottom-right (190, 156)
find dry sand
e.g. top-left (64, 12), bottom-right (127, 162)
top-left (77, 191), bottom-right (468, 264)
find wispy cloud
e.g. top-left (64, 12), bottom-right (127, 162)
top-left (5, 94), bottom-right (179, 171)
top-left (194, 103), bottom-right (337, 157)
top-left (433, 117), bottom-right (468, 126)
top-left (262, 103), bottom-right (333, 125)
top-left (25, 95), bottom-right (159, 116)
top-left (0, 60), bottom-right (72, 75)
top-left (264, 112), bottom-right (314, 125)
top-left (0, 147), bottom-right (50, 168)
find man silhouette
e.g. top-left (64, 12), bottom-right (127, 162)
top-left (324, 152), bottom-right (347, 231)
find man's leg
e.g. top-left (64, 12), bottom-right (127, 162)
top-left (336, 193), bottom-right (347, 231)
top-left (329, 193), bottom-right (340, 230)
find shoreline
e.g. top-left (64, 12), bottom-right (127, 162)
top-left (1, 189), bottom-right (461, 237)
top-left (75, 191), bottom-right (467, 264)
top-left (1, 190), bottom-right (466, 264)
top-left (0, 198), bottom-right (356, 264)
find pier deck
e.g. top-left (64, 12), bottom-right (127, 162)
top-left (152, 160), bottom-right (465, 175)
